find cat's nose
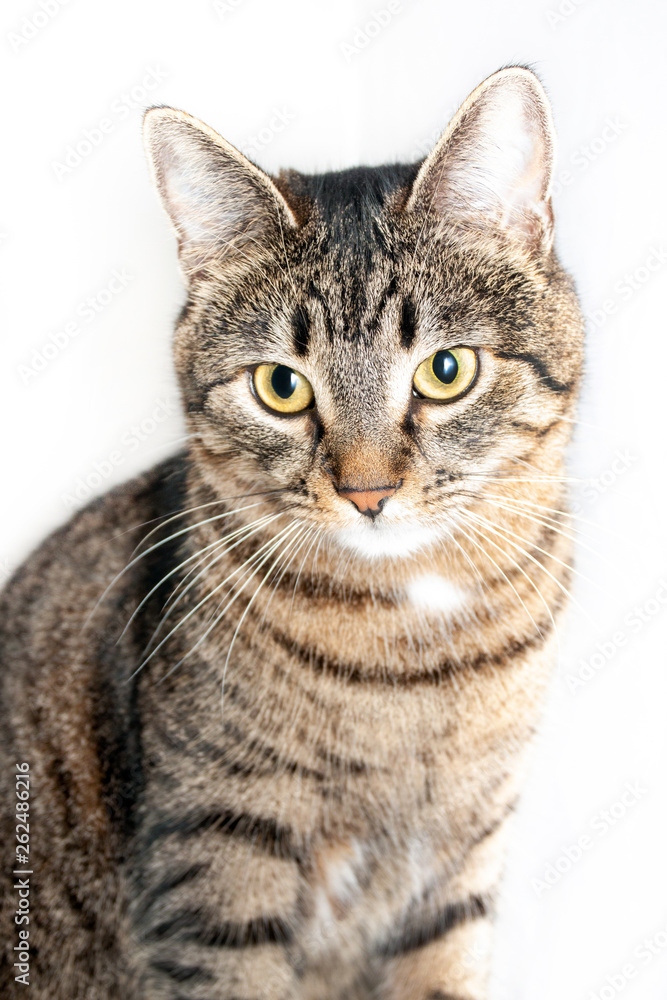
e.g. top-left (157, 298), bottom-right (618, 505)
top-left (336, 484), bottom-right (399, 518)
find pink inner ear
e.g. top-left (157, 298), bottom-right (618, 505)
top-left (496, 134), bottom-right (553, 240)
top-left (145, 110), bottom-right (298, 280)
top-left (408, 71), bottom-right (555, 255)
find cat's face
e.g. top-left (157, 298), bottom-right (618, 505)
top-left (145, 68), bottom-right (583, 560)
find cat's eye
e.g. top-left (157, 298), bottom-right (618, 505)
top-left (253, 363), bottom-right (314, 414)
top-left (413, 347), bottom-right (478, 401)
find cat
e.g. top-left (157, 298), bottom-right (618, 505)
top-left (0, 66), bottom-right (583, 1000)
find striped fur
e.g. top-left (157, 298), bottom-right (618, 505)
top-left (0, 68), bottom-right (583, 999)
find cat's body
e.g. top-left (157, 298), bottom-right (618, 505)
top-left (0, 68), bottom-right (583, 999)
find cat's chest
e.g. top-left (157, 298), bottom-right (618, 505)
top-left (257, 567), bottom-right (472, 685)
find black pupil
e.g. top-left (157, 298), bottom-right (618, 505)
top-left (271, 365), bottom-right (298, 399)
top-left (432, 350), bottom-right (458, 384)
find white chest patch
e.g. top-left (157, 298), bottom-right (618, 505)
top-left (405, 573), bottom-right (467, 616)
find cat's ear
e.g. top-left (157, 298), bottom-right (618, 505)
top-left (143, 107), bottom-right (297, 281)
top-left (406, 67), bottom-right (556, 257)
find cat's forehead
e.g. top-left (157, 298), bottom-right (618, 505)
top-left (285, 165), bottom-right (413, 284)
top-left (277, 167), bottom-right (537, 352)
top-left (279, 249), bottom-right (532, 364)
top-left (282, 163), bottom-right (420, 241)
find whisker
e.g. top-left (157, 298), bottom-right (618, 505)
top-left (453, 519), bottom-right (546, 640)
top-left (460, 510), bottom-right (598, 629)
top-left (466, 472), bottom-right (585, 485)
top-left (118, 512), bottom-right (280, 644)
top-left (471, 495), bottom-right (613, 569)
top-left (117, 536), bottom-right (223, 643)
top-left (132, 518), bottom-right (294, 674)
top-left (308, 531), bottom-right (327, 597)
top-left (137, 513), bottom-right (283, 657)
top-left (159, 522), bottom-right (302, 685)
top-left (158, 511), bottom-right (282, 620)
top-left (85, 500), bottom-right (275, 629)
top-left (467, 491), bottom-right (609, 532)
top-left (442, 526), bottom-right (491, 594)
top-left (126, 491), bottom-right (283, 555)
top-left (463, 508), bottom-right (595, 591)
top-left (220, 524), bottom-right (312, 715)
top-left (288, 527), bottom-right (324, 619)
top-left (254, 524), bottom-right (318, 636)
top-left (456, 514), bottom-right (564, 657)
top-left (107, 487), bottom-right (284, 548)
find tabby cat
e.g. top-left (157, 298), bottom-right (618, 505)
top-left (0, 67), bottom-right (583, 999)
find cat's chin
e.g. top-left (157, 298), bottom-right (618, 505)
top-left (331, 521), bottom-right (441, 561)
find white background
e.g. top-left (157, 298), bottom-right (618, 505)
top-left (2, 1), bottom-right (667, 997)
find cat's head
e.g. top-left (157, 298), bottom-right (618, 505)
top-left (144, 67), bottom-right (583, 561)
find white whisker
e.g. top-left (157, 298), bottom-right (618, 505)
top-left (85, 500), bottom-right (278, 630)
top-left (128, 519), bottom-right (296, 678)
top-left (220, 524), bottom-right (312, 715)
top-left (138, 513), bottom-right (283, 657)
top-left (461, 509), bottom-right (598, 629)
top-left (454, 518), bottom-right (546, 641)
top-left (158, 521), bottom-right (301, 685)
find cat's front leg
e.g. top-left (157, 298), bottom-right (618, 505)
top-left (131, 808), bottom-right (304, 1000)
top-left (379, 816), bottom-right (510, 1000)
top-left (142, 943), bottom-right (299, 1000)
top-left (380, 906), bottom-right (494, 1000)
top-left (136, 889), bottom-right (301, 1000)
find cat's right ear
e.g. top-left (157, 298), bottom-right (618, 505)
top-left (143, 107), bottom-right (297, 282)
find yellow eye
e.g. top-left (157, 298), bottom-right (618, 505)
top-left (413, 347), bottom-right (478, 401)
top-left (253, 364), bottom-right (314, 414)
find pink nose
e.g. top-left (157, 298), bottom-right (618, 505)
top-left (337, 485), bottom-right (398, 516)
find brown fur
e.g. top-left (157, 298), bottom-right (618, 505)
top-left (0, 68), bottom-right (583, 999)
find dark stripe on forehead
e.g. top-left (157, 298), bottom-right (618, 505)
top-left (306, 280), bottom-right (335, 340)
top-left (366, 275), bottom-right (398, 337)
top-left (400, 296), bottom-right (417, 349)
top-left (292, 304), bottom-right (310, 357)
top-left (339, 269), bottom-right (369, 338)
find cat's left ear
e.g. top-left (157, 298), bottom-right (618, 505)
top-left (143, 107), bottom-right (297, 281)
top-left (406, 67), bottom-right (556, 257)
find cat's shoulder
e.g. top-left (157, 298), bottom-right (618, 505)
top-left (0, 452), bottom-right (188, 623)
